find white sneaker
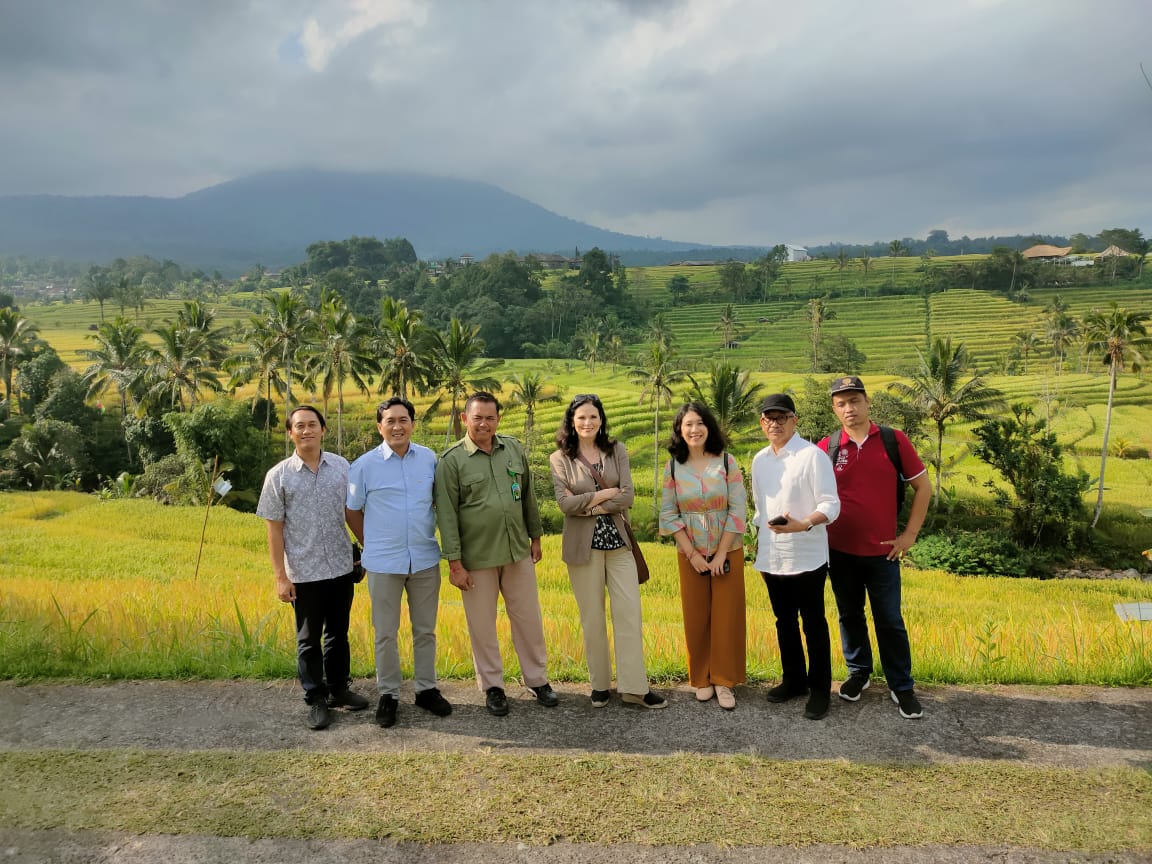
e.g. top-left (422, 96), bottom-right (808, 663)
top-left (716, 686), bottom-right (736, 710)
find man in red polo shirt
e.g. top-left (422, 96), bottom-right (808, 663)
top-left (817, 376), bottom-right (931, 719)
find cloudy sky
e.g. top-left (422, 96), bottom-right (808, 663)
top-left (2, 0), bottom-right (1150, 247)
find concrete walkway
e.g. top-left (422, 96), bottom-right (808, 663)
top-left (2, 680), bottom-right (1150, 863)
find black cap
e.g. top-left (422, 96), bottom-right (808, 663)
top-left (829, 375), bottom-right (867, 396)
top-left (759, 393), bottom-right (796, 415)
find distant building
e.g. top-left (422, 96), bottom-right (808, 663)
top-left (786, 245), bottom-right (810, 262)
top-left (458, 254), bottom-right (474, 266)
top-left (1095, 244), bottom-right (1131, 259)
top-left (1022, 244), bottom-right (1073, 263)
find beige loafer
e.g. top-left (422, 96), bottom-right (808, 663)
top-left (695, 685), bottom-right (715, 701)
top-left (716, 686), bottom-right (736, 710)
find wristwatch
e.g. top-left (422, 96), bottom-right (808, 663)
top-left (802, 517), bottom-right (814, 532)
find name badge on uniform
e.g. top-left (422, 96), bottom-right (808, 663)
top-left (507, 467), bottom-right (522, 501)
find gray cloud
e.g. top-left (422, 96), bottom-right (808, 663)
top-left (0, 0), bottom-right (1149, 246)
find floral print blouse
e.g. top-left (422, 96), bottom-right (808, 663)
top-left (659, 453), bottom-right (747, 555)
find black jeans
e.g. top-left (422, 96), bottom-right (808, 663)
top-left (292, 573), bottom-right (355, 704)
top-left (829, 549), bottom-right (914, 691)
top-left (761, 565), bottom-right (831, 694)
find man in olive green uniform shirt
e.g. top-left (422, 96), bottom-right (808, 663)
top-left (434, 391), bottom-right (557, 716)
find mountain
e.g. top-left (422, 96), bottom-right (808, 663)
top-left (0, 170), bottom-right (703, 273)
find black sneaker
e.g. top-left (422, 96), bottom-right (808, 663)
top-left (803, 691), bottom-right (831, 720)
top-left (375, 695), bottom-right (398, 728)
top-left (590, 689), bottom-right (611, 708)
top-left (485, 686), bottom-right (509, 716)
top-left (329, 688), bottom-right (369, 710)
top-left (307, 701), bottom-right (331, 730)
top-left (531, 683), bottom-right (559, 707)
top-left (838, 673), bottom-right (871, 702)
top-left (415, 687), bottom-right (453, 717)
top-left (891, 688), bottom-right (924, 719)
top-left (621, 691), bottom-right (667, 709)
top-left (766, 683), bottom-right (808, 703)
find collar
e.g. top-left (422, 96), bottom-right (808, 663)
top-left (378, 441), bottom-right (413, 460)
top-left (839, 422), bottom-right (880, 447)
top-left (770, 431), bottom-right (808, 456)
top-left (289, 450), bottom-right (331, 471)
top-left (462, 434), bottom-right (504, 456)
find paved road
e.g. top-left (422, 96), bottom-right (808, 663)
top-left (2, 680), bottom-right (1149, 863)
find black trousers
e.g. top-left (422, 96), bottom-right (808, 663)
top-left (761, 564), bottom-right (831, 694)
top-left (292, 573), bottom-right (355, 703)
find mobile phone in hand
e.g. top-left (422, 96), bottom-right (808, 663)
top-left (768, 515), bottom-right (788, 526)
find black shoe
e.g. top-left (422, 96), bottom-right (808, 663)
top-left (838, 673), bottom-right (871, 702)
top-left (891, 688), bottom-right (924, 719)
top-left (415, 687), bottom-right (453, 717)
top-left (531, 683), bottom-right (559, 707)
top-left (590, 689), bottom-right (611, 708)
top-left (485, 686), bottom-right (509, 716)
top-left (622, 691), bottom-right (667, 709)
top-left (329, 688), bottom-right (369, 710)
top-left (804, 691), bottom-right (831, 720)
top-left (307, 701), bottom-right (331, 730)
top-left (766, 683), bottom-right (809, 703)
top-left (376, 695), bottom-right (399, 728)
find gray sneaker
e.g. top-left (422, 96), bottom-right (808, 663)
top-left (307, 701), bottom-right (331, 730)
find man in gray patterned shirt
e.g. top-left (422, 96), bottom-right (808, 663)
top-left (257, 405), bottom-right (369, 730)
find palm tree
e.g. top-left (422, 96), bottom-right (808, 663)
top-left (1081, 303), bottom-right (1151, 527)
top-left (713, 304), bottom-right (745, 350)
top-left (0, 307), bottom-right (41, 406)
top-left (1046, 312), bottom-right (1079, 377)
top-left (252, 290), bottom-right (312, 421)
top-left (859, 250), bottom-right (873, 296)
top-left (806, 296), bottom-right (836, 372)
top-left (835, 247), bottom-right (851, 272)
top-left (575, 323), bottom-right (602, 374)
top-left (628, 340), bottom-right (687, 515)
top-left (80, 317), bottom-right (147, 419)
top-left (224, 326), bottom-right (284, 443)
top-left (505, 371), bottom-right (561, 456)
top-left (372, 297), bottom-right (435, 400)
top-left (888, 337), bottom-right (1004, 504)
top-left (307, 291), bottom-right (377, 450)
top-left (429, 318), bottom-right (504, 442)
top-left (888, 240), bottom-right (907, 287)
top-left (145, 319), bottom-right (223, 411)
top-left (687, 361), bottom-right (765, 441)
top-left (645, 314), bottom-right (677, 351)
top-left (1013, 330), bottom-right (1041, 375)
top-left (83, 268), bottom-right (114, 323)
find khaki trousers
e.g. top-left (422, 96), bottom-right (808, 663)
top-left (567, 547), bottom-right (649, 695)
top-left (460, 556), bottom-right (549, 691)
top-left (677, 548), bottom-right (747, 688)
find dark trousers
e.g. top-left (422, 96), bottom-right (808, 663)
top-left (829, 549), bottom-right (914, 692)
top-left (761, 565), bottom-right (831, 694)
top-left (292, 573), bottom-right (355, 704)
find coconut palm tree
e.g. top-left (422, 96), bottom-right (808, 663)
top-left (145, 319), bottom-right (223, 411)
top-left (806, 296), bottom-right (836, 372)
top-left (888, 336), bottom-right (1004, 504)
top-left (714, 304), bottom-right (745, 351)
top-left (1081, 303), bottom-right (1151, 527)
top-left (0, 307), bottom-right (41, 406)
top-left (429, 318), bottom-right (504, 442)
top-left (307, 291), bottom-right (377, 450)
top-left (224, 326), bottom-right (284, 443)
top-left (372, 297), bottom-right (435, 400)
top-left (176, 300), bottom-right (230, 367)
top-left (80, 316), bottom-right (148, 419)
top-left (628, 339), bottom-right (687, 515)
top-left (687, 361), bottom-right (765, 442)
top-left (575, 323), bottom-right (602, 374)
top-left (1013, 330), bottom-right (1041, 375)
top-left (252, 290), bottom-right (312, 420)
top-left (505, 371), bottom-right (561, 456)
top-left (887, 239), bottom-right (907, 287)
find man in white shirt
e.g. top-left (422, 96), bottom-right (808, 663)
top-left (347, 397), bottom-right (451, 729)
top-left (750, 393), bottom-right (841, 720)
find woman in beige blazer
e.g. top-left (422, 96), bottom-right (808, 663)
top-left (549, 394), bottom-right (666, 710)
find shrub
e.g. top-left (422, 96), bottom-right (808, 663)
top-left (908, 532), bottom-right (1040, 577)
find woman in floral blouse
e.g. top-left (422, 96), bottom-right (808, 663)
top-left (660, 401), bottom-right (747, 709)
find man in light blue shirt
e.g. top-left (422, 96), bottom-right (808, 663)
top-left (347, 397), bottom-right (451, 728)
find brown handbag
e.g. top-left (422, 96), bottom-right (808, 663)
top-left (575, 450), bottom-right (649, 584)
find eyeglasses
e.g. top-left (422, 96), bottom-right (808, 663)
top-left (571, 393), bottom-right (600, 406)
top-left (761, 412), bottom-right (795, 425)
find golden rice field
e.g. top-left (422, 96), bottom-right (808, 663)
top-left (2, 492), bottom-right (1149, 684)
